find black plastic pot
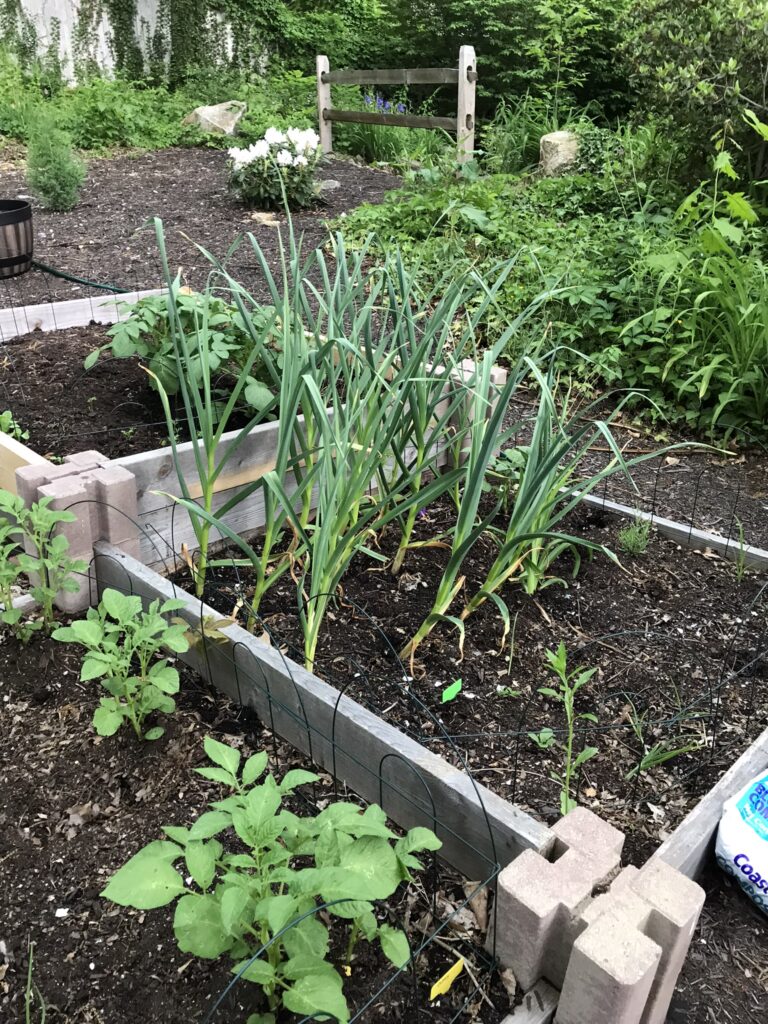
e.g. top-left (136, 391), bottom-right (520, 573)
top-left (0, 200), bottom-right (33, 278)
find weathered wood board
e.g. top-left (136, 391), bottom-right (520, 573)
top-left (0, 432), bottom-right (50, 493)
top-left (93, 541), bottom-right (555, 881)
top-left (582, 492), bottom-right (768, 571)
top-left (0, 288), bottom-right (165, 343)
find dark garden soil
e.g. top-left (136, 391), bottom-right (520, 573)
top-left (670, 864), bottom-right (768, 1023)
top-left (0, 322), bottom-right (169, 460)
top-left (172, 501), bottom-right (768, 870)
top-left (0, 148), bottom-right (401, 307)
top-left (0, 632), bottom-right (506, 1024)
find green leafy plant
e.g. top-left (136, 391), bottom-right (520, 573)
top-left (228, 127), bottom-right (321, 209)
top-left (0, 489), bottom-right (87, 631)
top-left (532, 642), bottom-right (598, 814)
top-left (101, 736), bottom-right (441, 1023)
top-left (85, 288), bottom-right (278, 414)
top-left (52, 588), bottom-right (189, 740)
top-left (0, 511), bottom-right (24, 633)
top-left (26, 108), bottom-right (85, 211)
top-left (617, 516), bottom-right (651, 555)
top-left (0, 409), bottom-right (29, 442)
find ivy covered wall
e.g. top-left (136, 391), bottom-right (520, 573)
top-left (3, 0), bottom-right (383, 81)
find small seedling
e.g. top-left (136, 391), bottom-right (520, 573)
top-left (496, 685), bottom-right (520, 699)
top-left (441, 678), bottom-right (462, 703)
top-left (53, 588), bottom-right (190, 740)
top-left (733, 518), bottom-right (748, 582)
top-left (533, 643), bottom-right (599, 815)
top-left (101, 737), bottom-right (441, 1023)
top-left (626, 738), bottom-right (701, 780)
top-left (618, 516), bottom-right (651, 556)
top-left (0, 410), bottom-right (29, 443)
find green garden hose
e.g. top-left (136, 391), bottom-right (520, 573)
top-left (31, 259), bottom-right (130, 294)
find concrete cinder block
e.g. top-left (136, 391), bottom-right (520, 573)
top-left (87, 465), bottom-right (139, 548)
top-left (64, 450), bottom-right (109, 468)
top-left (36, 476), bottom-right (93, 612)
top-left (560, 860), bottom-right (704, 1024)
top-left (631, 861), bottom-right (705, 1024)
top-left (556, 906), bottom-right (661, 1024)
top-left (495, 809), bottom-right (625, 990)
top-left (15, 462), bottom-right (79, 508)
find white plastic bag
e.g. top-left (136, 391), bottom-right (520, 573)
top-left (715, 770), bottom-right (768, 914)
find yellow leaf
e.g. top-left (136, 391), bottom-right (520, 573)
top-left (429, 958), bottom-right (464, 1001)
top-left (342, 965), bottom-right (352, 977)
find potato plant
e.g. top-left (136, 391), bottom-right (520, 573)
top-left (53, 588), bottom-right (189, 740)
top-left (102, 737), bottom-right (441, 1023)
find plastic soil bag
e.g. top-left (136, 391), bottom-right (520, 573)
top-left (715, 770), bottom-right (768, 914)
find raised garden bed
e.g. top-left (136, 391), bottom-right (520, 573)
top-left (0, 630), bottom-right (508, 1024)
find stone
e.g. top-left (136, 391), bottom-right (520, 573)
top-left (318, 178), bottom-right (341, 192)
top-left (539, 131), bottom-right (579, 176)
top-left (182, 100), bottom-right (246, 136)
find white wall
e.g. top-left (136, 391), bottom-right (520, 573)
top-left (18, 0), bottom-right (161, 80)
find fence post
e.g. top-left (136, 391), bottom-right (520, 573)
top-left (457, 45), bottom-right (476, 162)
top-left (316, 54), bottom-right (333, 154)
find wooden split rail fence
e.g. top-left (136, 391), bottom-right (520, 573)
top-left (316, 45), bottom-right (477, 162)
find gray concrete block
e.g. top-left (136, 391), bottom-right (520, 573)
top-left (36, 476), bottom-right (94, 612)
top-left (556, 906), bottom-right (660, 1024)
top-left (495, 809), bottom-right (625, 989)
top-left (64, 450), bottom-right (109, 468)
top-left (88, 465), bottom-right (139, 546)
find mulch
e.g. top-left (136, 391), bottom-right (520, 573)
top-left (0, 147), bottom-right (400, 307)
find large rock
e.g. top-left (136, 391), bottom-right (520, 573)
top-left (183, 101), bottom-right (246, 136)
top-left (539, 131), bottom-right (579, 176)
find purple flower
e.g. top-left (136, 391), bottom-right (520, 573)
top-left (364, 94), bottom-right (373, 106)
top-left (396, 102), bottom-right (405, 114)
top-left (376, 95), bottom-right (384, 109)
top-left (383, 100), bottom-right (392, 112)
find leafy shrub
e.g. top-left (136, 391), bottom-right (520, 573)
top-left (228, 127), bottom-right (321, 208)
top-left (26, 111), bottom-right (85, 211)
top-left (621, 0), bottom-right (768, 176)
top-left (102, 736), bottom-right (441, 1023)
top-left (53, 588), bottom-right (190, 740)
top-left (54, 78), bottom-right (192, 150)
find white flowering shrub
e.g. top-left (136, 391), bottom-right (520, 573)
top-left (227, 126), bottom-right (321, 209)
